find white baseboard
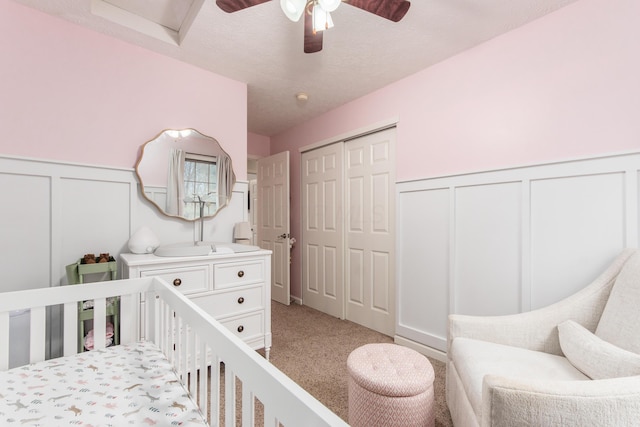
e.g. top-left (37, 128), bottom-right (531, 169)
top-left (290, 295), bottom-right (302, 305)
top-left (394, 335), bottom-right (447, 363)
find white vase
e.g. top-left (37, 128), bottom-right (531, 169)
top-left (128, 226), bottom-right (160, 254)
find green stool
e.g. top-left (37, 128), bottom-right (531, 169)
top-left (65, 260), bottom-right (119, 352)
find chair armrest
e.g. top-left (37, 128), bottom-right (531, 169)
top-left (481, 375), bottom-right (640, 427)
top-left (448, 249), bottom-right (635, 356)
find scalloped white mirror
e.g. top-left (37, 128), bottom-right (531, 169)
top-left (135, 129), bottom-right (236, 221)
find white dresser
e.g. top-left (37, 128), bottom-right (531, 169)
top-left (120, 248), bottom-right (272, 358)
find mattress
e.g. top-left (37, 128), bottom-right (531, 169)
top-left (0, 341), bottom-right (207, 426)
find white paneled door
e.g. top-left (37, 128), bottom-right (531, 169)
top-left (345, 129), bottom-right (396, 336)
top-left (257, 151), bottom-right (290, 305)
top-left (302, 127), bottom-right (396, 336)
top-left (302, 142), bottom-right (345, 318)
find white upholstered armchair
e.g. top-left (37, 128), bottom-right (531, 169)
top-left (446, 249), bottom-right (640, 427)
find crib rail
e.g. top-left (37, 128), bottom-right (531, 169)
top-left (0, 277), bottom-right (348, 427)
top-left (146, 277), bottom-right (348, 427)
top-left (0, 278), bottom-right (148, 368)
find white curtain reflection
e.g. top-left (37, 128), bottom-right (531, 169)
top-left (166, 148), bottom-right (186, 216)
top-left (217, 154), bottom-right (233, 208)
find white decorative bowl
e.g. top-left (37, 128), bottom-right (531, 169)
top-left (128, 226), bottom-right (160, 254)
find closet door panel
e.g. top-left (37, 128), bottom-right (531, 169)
top-left (345, 128), bottom-right (396, 336)
top-left (323, 245), bottom-right (339, 298)
top-left (371, 250), bottom-right (391, 312)
top-left (305, 244), bottom-right (320, 293)
top-left (348, 249), bottom-right (364, 304)
top-left (302, 143), bottom-right (344, 318)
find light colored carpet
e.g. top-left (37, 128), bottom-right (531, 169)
top-left (267, 301), bottom-right (453, 426)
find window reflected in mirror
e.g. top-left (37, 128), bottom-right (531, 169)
top-left (183, 153), bottom-right (218, 218)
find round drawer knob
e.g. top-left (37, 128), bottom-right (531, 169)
top-left (237, 297), bottom-right (245, 304)
top-left (237, 325), bottom-right (244, 333)
top-left (173, 278), bottom-right (182, 287)
top-left (237, 270), bottom-right (245, 278)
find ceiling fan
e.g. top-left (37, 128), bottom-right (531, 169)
top-left (215, 0), bottom-right (411, 53)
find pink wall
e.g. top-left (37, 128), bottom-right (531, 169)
top-left (0, 0), bottom-right (248, 180)
top-left (271, 0), bottom-right (640, 298)
top-left (248, 132), bottom-right (271, 158)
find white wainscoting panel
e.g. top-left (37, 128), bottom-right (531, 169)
top-left (0, 155), bottom-right (248, 359)
top-left (530, 173), bottom-right (626, 309)
top-left (396, 152), bottom-right (640, 355)
top-left (454, 182), bottom-right (522, 316)
top-left (60, 178), bottom-right (133, 271)
top-left (396, 187), bottom-right (450, 351)
top-left (0, 173), bottom-right (51, 292)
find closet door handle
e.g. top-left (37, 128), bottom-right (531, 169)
top-left (237, 325), bottom-right (244, 333)
top-left (237, 297), bottom-right (245, 304)
top-left (237, 270), bottom-right (245, 278)
top-left (173, 278), bottom-right (182, 287)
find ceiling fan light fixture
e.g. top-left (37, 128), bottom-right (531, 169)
top-left (318, 0), bottom-right (341, 12)
top-left (280, 0), bottom-right (306, 22)
top-left (312, 2), bottom-right (334, 33)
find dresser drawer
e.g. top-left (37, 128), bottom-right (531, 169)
top-left (213, 260), bottom-right (265, 289)
top-left (219, 312), bottom-right (263, 341)
top-left (192, 287), bottom-right (263, 318)
top-left (140, 264), bottom-right (209, 295)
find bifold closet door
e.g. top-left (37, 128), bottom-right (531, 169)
top-left (302, 143), bottom-right (344, 318)
top-left (302, 127), bottom-right (396, 336)
top-left (345, 128), bottom-right (396, 336)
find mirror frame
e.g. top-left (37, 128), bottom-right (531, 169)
top-left (135, 128), bottom-right (236, 222)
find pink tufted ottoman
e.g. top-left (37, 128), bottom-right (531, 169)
top-left (347, 343), bottom-right (435, 427)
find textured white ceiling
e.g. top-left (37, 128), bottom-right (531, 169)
top-left (14, 0), bottom-right (579, 136)
top-left (103, 0), bottom-right (197, 31)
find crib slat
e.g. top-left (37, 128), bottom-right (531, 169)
top-left (63, 302), bottom-right (78, 356)
top-left (242, 386), bottom-right (255, 427)
top-left (264, 406), bottom-right (277, 427)
top-left (119, 293), bottom-right (135, 344)
top-left (166, 304), bottom-right (174, 365)
top-left (179, 316), bottom-right (188, 380)
top-left (161, 300), bottom-right (170, 360)
top-left (210, 356), bottom-right (221, 427)
top-left (225, 366), bottom-right (236, 427)
top-left (92, 297), bottom-right (106, 350)
top-left (188, 328), bottom-right (197, 397)
top-left (0, 311), bottom-right (9, 370)
top-left (198, 341), bottom-right (208, 414)
top-left (29, 306), bottom-right (46, 364)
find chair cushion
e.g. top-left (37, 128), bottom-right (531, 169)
top-left (347, 343), bottom-right (434, 397)
top-left (450, 337), bottom-right (589, 420)
top-left (559, 320), bottom-right (640, 379)
top-left (596, 251), bottom-right (640, 353)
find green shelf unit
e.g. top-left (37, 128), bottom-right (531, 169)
top-left (65, 260), bottom-right (120, 352)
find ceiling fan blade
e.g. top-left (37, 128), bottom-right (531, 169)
top-left (216, 0), bottom-right (272, 13)
top-left (346, 0), bottom-right (410, 22)
top-left (304, 10), bottom-right (323, 54)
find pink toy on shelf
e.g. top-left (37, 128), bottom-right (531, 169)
top-left (83, 322), bottom-right (115, 351)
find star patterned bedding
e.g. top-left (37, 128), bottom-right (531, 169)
top-left (0, 341), bottom-right (208, 426)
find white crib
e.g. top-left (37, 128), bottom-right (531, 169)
top-left (0, 276), bottom-right (348, 426)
